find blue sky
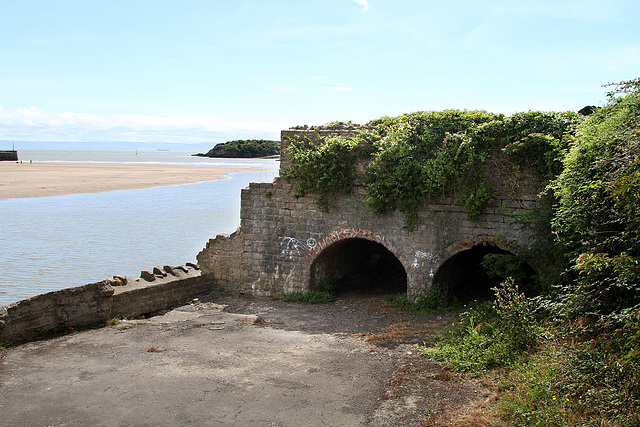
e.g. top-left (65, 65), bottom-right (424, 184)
top-left (1, 0), bottom-right (639, 145)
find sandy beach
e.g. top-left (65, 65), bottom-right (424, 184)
top-left (0, 161), bottom-right (261, 200)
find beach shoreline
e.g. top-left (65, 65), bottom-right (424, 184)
top-left (0, 161), bottom-right (264, 200)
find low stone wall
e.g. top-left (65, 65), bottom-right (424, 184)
top-left (0, 150), bottom-right (19, 161)
top-left (0, 264), bottom-right (216, 346)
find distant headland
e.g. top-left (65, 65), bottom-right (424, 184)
top-left (194, 139), bottom-right (280, 158)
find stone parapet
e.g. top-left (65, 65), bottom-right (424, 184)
top-left (0, 265), bottom-right (215, 346)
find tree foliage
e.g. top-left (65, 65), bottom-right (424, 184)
top-left (497, 78), bottom-right (640, 426)
top-left (551, 77), bottom-right (640, 320)
top-left (197, 139), bottom-right (280, 158)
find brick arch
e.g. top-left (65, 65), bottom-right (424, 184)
top-left (434, 235), bottom-right (522, 272)
top-left (304, 228), bottom-right (405, 267)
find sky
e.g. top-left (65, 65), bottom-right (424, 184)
top-left (1, 0), bottom-right (639, 146)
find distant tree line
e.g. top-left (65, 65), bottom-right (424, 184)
top-left (195, 139), bottom-right (280, 158)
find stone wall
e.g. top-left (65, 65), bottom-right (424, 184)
top-left (0, 150), bottom-right (18, 161)
top-left (197, 127), bottom-right (541, 301)
top-left (0, 265), bottom-right (215, 345)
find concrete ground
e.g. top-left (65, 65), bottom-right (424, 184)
top-left (0, 294), bottom-right (494, 427)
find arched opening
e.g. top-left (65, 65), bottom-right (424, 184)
top-left (310, 238), bottom-right (407, 296)
top-left (433, 245), bottom-right (536, 304)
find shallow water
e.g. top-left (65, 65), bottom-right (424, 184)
top-left (0, 150), bottom-right (279, 305)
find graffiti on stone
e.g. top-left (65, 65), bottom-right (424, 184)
top-left (280, 237), bottom-right (308, 260)
top-left (306, 237), bottom-right (318, 250)
top-left (280, 229), bottom-right (404, 265)
top-left (411, 250), bottom-right (438, 269)
top-left (280, 234), bottom-right (322, 260)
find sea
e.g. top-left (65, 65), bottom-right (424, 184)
top-left (0, 149), bottom-right (280, 306)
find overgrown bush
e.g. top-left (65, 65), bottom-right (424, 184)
top-left (497, 78), bottom-right (640, 426)
top-left (284, 111), bottom-right (580, 230)
top-left (497, 309), bottom-right (640, 426)
top-left (282, 135), bottom-right (360, 211)
top-left (421, 278), bottom-right (538, 375)
top-left (549, 77), bottom-right (640, 322)
top-left (496, 348), bottom-right (573, 426)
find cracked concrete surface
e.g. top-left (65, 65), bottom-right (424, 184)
top-left (0, 295), bottom-right (489, 426)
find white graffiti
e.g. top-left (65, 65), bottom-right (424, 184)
top-left (280, 237), bottom-right (308, 260)
top-left (415, 250), bottom-right (428, 259)
top-left (411, 250), bottom-right (439, 269)
top-left (280, 234), bottom-right (321, 260)
top-left (306, 238), bottom-right (318, 250)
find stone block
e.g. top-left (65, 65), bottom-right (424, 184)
top-left (112, 275), bottom-right (128, 286)
top-left (140, 270), bottom-right (155, 282)
top-left (152, 266), bottom-right (167, 277)
top-left (163, 266), bottom-right (177, 276)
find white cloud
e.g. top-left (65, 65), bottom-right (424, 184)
top-left (0, 106), bottom-right (284, 143)
top-left (353, 0), bottom-right (370, 12)
top-left (324, 86), bottom-right (354, 92)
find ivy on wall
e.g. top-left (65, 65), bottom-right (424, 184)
top-left (283, 109), bottom-right (582, 230)
top-left (281, 135), bottom-right (361, 211)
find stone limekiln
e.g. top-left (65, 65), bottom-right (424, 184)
top-left (197, 125), bottom-right (541, 301)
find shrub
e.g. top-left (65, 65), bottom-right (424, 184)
top-left (497, 308), bottom-right (640, 426)
top-left (421, 278), bottom-right (538, 375)
top-left (550, 77), bottom-right (640, 321)
top-left (496, 348), bottom-right (572, 426)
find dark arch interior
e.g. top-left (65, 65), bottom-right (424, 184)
top-left (310, 238), bottom-right (407, 296)
top-left (433, 245), bottom-right (536, 303)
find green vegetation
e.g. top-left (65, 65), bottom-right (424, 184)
top-left (387, 284), bottom-right (460, 313)
top-left (281, 79), bottom-right (640, 424)
top-left (196, 139), bottom-right (280, 158)
top-left (281, 286), bottom-right (336, 304)
top-left (105, 315), bottom-right (129, 326)
top-left (550, 78), bottom-right (640, 321)
top-left (283, 110), bottom-right (580, 229)
top-left (281, 135), bottom-right (361, 211)
top-left (417, 78), bottom-right (640, 426)
top-left (423, 279), bottom-right (538, 375)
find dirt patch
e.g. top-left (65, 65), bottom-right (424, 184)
top-left (208, 292), bottom-right (500, 426)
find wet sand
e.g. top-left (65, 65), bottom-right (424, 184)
top-left (0, 161), bottom-right (261, 200)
